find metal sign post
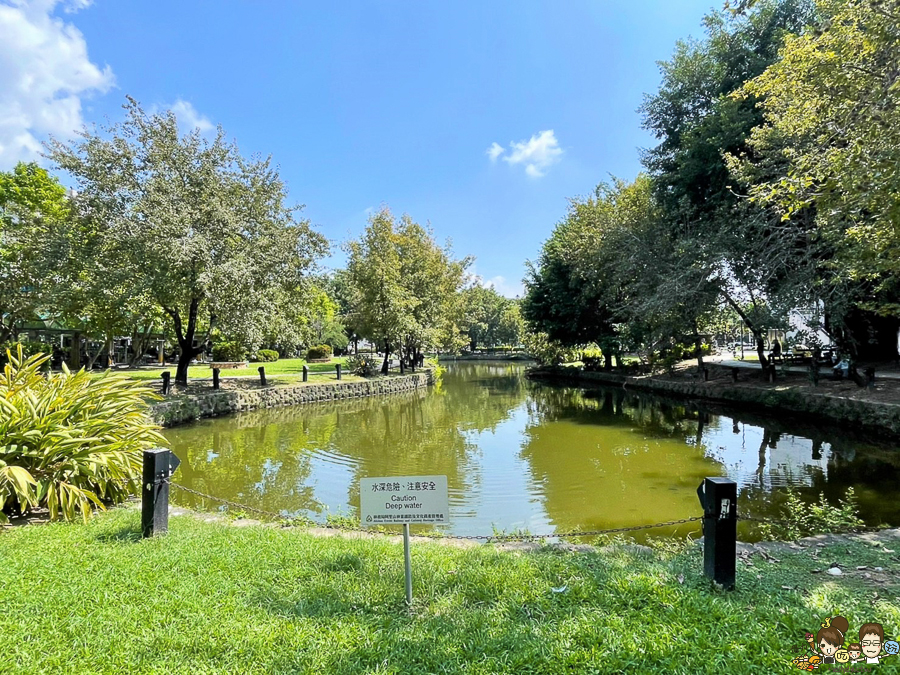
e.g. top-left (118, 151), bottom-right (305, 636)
top-left (360, 475), bottom-right (449, 606)
top-left (403, 524), bottom-right (413, 605)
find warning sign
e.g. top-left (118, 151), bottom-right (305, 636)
top-left (360, 475), bottom-right (449, 526)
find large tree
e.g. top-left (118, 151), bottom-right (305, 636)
top-left (731, 0), bottom-right (900, 333)
top-left (47, 98), bottom-right (328, 384)
top-left (640, 0), bottom-right (815, 367)
top-left (344, 208), bottom-right (469, 371)
top-left (0, 163), bottom-right (70, 343)
top-left (344, 208), bottom-right (416, 373)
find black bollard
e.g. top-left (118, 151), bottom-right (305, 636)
top-left (697, 477), bottom-right (737, 590)
top-left (767, 364), bottom-right (776, 383)
top-left (731, 367), bottom-right (739, 383)
top-left (336, 363), bottom-right (342, 380)
top-left (212, 367), bottom-right (220, 390)
top-left (702, 367), bottom-right (709, 382)
top-left (865, 367), bottom-right (876, 389)
top-left (400, 359), bottom-right (405, 374)
top-left (258, 366), bottom-right (267, 386)
top-left (142, 449), bottom-right (180, 538)
top-left (161, 371), bottom-right (171, 395)
top-left (302, 365), bottom-right (309, 382)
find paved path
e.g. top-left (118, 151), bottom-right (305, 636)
top-left (709, 356), bottom-right (900, 380)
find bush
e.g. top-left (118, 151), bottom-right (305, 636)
top-left (757, 487), bottom-right (865, 541)
top-left (251, 349), bottom-right (279, 363)
top-left (306, 344), bottom-right (333, 361)
top-left (212, 341), bottom-right (246, 362)
top-left (345, 354), bottom-right (378, 377)
top-left (0, 346), bottom-right (166, 523)
top-left (0, 341), bottom-right (47, 367)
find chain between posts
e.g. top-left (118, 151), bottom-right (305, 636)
top-left (167, 482), bottom-right (702, 541)
top-left (132, 481), bottom-right (881, 539)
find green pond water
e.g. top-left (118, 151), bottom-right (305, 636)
top-left (163, 361), bottom-right (900, 542)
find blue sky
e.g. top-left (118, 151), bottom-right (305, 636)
top-left (2, 0), bottom-right (718, 296)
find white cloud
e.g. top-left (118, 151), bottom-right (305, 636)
top-left (168, 99), bottom-right (214, 135)
top-left (0, 0), bottom-right (113, 167)
top-left (480, 275), bottom-right (524, 299)
top-left (486, 130), bottom-right (563, 178)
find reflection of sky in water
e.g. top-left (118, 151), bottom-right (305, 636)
top-left (699, 418), bottom-right (831, 492)
top-left (449, 403), bottom-right (553, 535)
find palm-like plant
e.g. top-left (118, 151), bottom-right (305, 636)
top-left (0, 346), bottom-right (167, 523)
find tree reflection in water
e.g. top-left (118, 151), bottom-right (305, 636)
top-left (164, 362), bottom-right (900, 539)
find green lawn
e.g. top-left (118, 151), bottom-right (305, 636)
top-left (89, 357), bottom-right (351, 381)
top-left (1, 508), bottom-right (897, 674)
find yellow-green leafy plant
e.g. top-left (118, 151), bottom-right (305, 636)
top-left (0, 346), bottom-right (167, 523)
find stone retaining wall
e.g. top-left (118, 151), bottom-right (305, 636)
top-left (528, 366), bottom-right (900, 436)
top-left (151, 370), bottom-right (435, 428)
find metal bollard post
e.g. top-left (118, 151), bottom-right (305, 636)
top-left (335, 363), bottom-right (341, 380)
top-left (258, 366), bottom-right (267, 386)
top-left (212, 367), bottom-right (220, 390)
top-left (302, 365), bottom-right (309, 382)
top-left (731, 368), bottom-right (739, 383)
top-left (767, 364), bottom-right (776, 383)
top-left (400, 359), bottom-right (405, 374)
top-left (142, 449), bottom-right (180, 538)
top-left (161, 371), bottom-right (171, 395)
top-left (696, 477), bottom-right (737, 590)
top-left (702, 367), bottom-right (709, 382)
top-left (865, 367), bottom-right (876, 389)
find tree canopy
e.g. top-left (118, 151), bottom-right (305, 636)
top-left (47, 98), bottom-right (328, 383)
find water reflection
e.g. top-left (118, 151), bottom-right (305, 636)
top-left (163, 361), bottom-right (900, 541)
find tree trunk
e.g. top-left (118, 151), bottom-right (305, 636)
top-left (105, 333), bottom-right (115, 368)
top-left (168, 299), bottom-right (212, 386)
top-left (85, 340), bottom-right (105, 370)
top-left (128, 323), bottom-right (153, 366)
top-left (722, 293), bottom-right (768, 370)
top-left (603, 353), bottom-right (612, 371)
top-left (755, 336), bottom-right (768, 370)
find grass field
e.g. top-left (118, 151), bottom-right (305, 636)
top-left (1, 508), bottom-right (897, 674)
top-left (88, 357), bottom-right (352, 381)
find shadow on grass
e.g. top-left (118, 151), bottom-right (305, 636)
top-left (92, 522), bottom-right (144, 543)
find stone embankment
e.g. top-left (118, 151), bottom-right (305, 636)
top-left (150, 370), bottom-right (434, 428)
top-left (528, 365), bottom-right (900, 435)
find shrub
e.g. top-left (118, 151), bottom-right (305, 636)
top-left (345, 354), bottom-right (378, 377)
top-left (212, 341), bottom-right (246, 362)
top-left (757, 487), bottom-right (865, 541)
top-left (251, 349), bottom-right (279, 363)
top-left (0, 346), bottom-right (166, 523)
top-left (306, 344), bottom-right (333, 360)
top-left (0, 341), bottom-right (47, 367)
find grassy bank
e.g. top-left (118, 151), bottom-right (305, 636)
top-left (88, 357), bottom-right (350, 381)
top-left (1, 509), bottom-right (897, 674)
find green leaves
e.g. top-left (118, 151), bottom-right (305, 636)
top-left (0, 345), bottom-right (166, 523)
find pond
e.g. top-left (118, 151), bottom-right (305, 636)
top-left (163, 361), bottom-right (900, 542)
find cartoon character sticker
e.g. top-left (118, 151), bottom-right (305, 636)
top-left (790, 616), bottom-right (897, 669)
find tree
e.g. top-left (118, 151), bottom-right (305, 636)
top-left (47, 98), bottom-right (328, 384)
top-left (640, 0), bottom-right (815, 368)
top-left (0, 163), bottom-right (70, 342)
top-left (395, 217), bottom-right (470, 364)
top-left (343, 208), bottom-right (469, 370)
top-left (731, 0), bottom-right (900, 326)
top-left (344, 208), bottom-right (416, 373)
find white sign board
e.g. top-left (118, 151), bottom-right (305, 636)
top-left (360, 475), bottom-right (449, 526)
